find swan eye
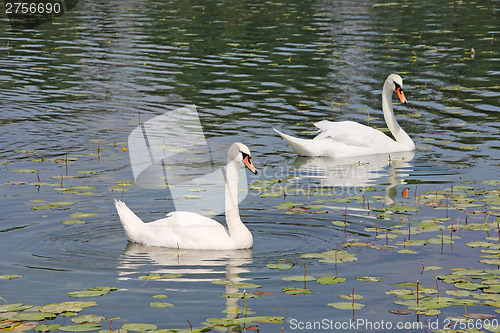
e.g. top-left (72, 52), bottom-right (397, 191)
top-left (393, 81), bottom-right (402, 91)
top-left (240, 151), bottom-right (251, 160)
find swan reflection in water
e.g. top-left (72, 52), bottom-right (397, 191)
top-left (287, 150), bottom-right (415, 206)
top-left (118, 243), bottom-right (254, 330)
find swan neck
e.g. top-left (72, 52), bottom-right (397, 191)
top-left (382, 82), bottom-right (414, 148)
top-left (225, 157), bottom-right (244, 232)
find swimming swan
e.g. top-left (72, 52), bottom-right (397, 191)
top-left (115, 142), bottom-right (258, 250)
top-left (274, 74), bottom-right (415, 157)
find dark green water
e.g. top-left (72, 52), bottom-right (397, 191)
top-left (0, 0), bottom-right (499, 332)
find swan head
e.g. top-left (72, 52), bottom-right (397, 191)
top-left (228, 142), bottom-right (258, 175)
top-left (386, 74), bottom-right (407, 104)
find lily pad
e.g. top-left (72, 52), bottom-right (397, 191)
top-left (445, 290), bottom-right (475, 297)
top-left (282, 288), bottom-right (312, 295)
top-left (150, 302), bottom-right (174, 308)
top-left (121, 323), bottom-right (158, 332)
top-left (70, 212), bottom-right (97, 218)
top-left (390, 309), bottom-right (411, 315)
top-left (339, 293), bottom-right (363, 300)
top-left (327, 302), bottom-right (365, 310)
top-left (0, 274), bottom-right (22, 279)
top-left (266, 263), bottom-right (293, 270)
top-left (67, 286), bottom-right (116, 298)
top-left (282, 275), bottom-right (316, 282)
top-left (11, 168), bottom-right (38, 173)
top-left (38, 301), bottom-right (97, 314)
top-left (67, 290), bottom-right (108, 298)
top-left (139, 273), bottom-right (182, 280)
top-left (0, 303), bottom-right (33, 312)
top-left (466, 241), bottom-right (497, 248)
top-left (317, 276), bottom-right (346, 284)
top-left (58, 324), bottom-right (102, 332)
top-left (229, 282), bottom-right (261, 289)
top-left (454, 282), bottom-right (487, 290)
top-left (34, 324), bottom-right (61, 332)
top-left (356, 276), bottom-right (382, 282)
top-left (71, 315), bottom-right (105, 324)
top-left (62, 219), bottom-right (86, 225)
top-left (14, 312), bottom-right (56, 321)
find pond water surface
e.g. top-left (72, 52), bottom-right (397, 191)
top-left (0, 0), bottom-right (499, 332)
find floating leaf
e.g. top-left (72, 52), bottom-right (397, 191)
top-left (0, 303), bottom-right (33, 312)
top-left (14, 312), bottom-right (56, 321)
top-left (121, 323), bottom-right (158, 332)
top-left (398, 249), bottom-right (417, 254)
top-left (139, 273), bottom-right (182, 280)
top-left (66, 287), bottom-right (116, 298)
top-left (445, 290), bottom-right (474, 297)
top-left (34, 324), bottom-right (61, 332)
top-left (71, 315), bottom-right (105, 324)
top-left (272, 202), bottom-right (298, 210)
top-left (62, 219), bottom-right (86, 225)
top-left (317, 276), bottom-right (346, 284)
top-left (327, 302), bottom-right (365, 310)
top-left (211, 280), bottom-right (230, 285)
top-left (458, 145), bottom-right (478, 150)
top-left (425, 266), bottom-right (442, 271)
top-left (390, 309), bottom-right (411, 315)
top-left (70, 212), bottom-right (97, 219)
top-left (480, 259), bottom-right (500, 265)
top-left (152, 294), bottom-right (167, 299)
top-left (0, 274), bottom-right (22, 280)
top-left (266, 263), bottom-right (293, 270)
top-left (465, 313), bottom-right (496, 320)
top-left (454, 282), bottom-right (487, 290)
top-left (421, 309), bottom-right (441, 316)
top-left (282, 275), bottom-right (316, 282)
top-left (229, 282), bottom-right (261, 289)
top-left (339, 294), bottom-right (363, 300)
top-left (282, 288), bottom-right (311, 295)
top-left (58, 324), bottom-right (101, 332)
top-left (392, 282), bottom-right (418, 287)
top-left (38, 301), bottom-right (97, 314)
top-left (11, 168), bottom-right (38, 173)
top-left (386, 289), bottom-right (412, 296)
top-left (222, 292), bottom-right (259, 299)
top-left (67, 290), bottom-right (108, 298)
top-left (150, 302), bottom-right (174, 308)
top-left (356, 276), bottom-right (382, 282)
top-left (183, 195), bottom-right (202, 199)
top-left (466, 241), bottom-right (496, 248)
top-left (0, 321), bottom-right (22, 330)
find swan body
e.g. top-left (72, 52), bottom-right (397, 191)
top-left (274, 74), bottom-right (415, 157)
top-left (115, 142), bottom-right (258, 250)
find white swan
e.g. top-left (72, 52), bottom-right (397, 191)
top-left (115, 142), bottom-right (258, 250)
top-left (274, 74), bottom-right (415, 157)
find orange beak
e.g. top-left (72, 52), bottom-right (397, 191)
top-left (396, 87), bottom-right (407, 104)
top-left (243, 155), bottom-right (258, 175)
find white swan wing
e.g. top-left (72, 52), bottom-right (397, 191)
top-left (314, 120), bottom-right (393, 148)
top-left (143, 212), bottom-right (230, 249)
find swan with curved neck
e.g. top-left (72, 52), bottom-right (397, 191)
top-left (115, 142), bottom-right (258, 250)
top-left (274, 74), bottom-right (415, 157)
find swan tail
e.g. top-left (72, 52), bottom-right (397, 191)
top-left (114, 199), bottom-right (145, 240)
top-left (273, 128), bottom-right (319, 157)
